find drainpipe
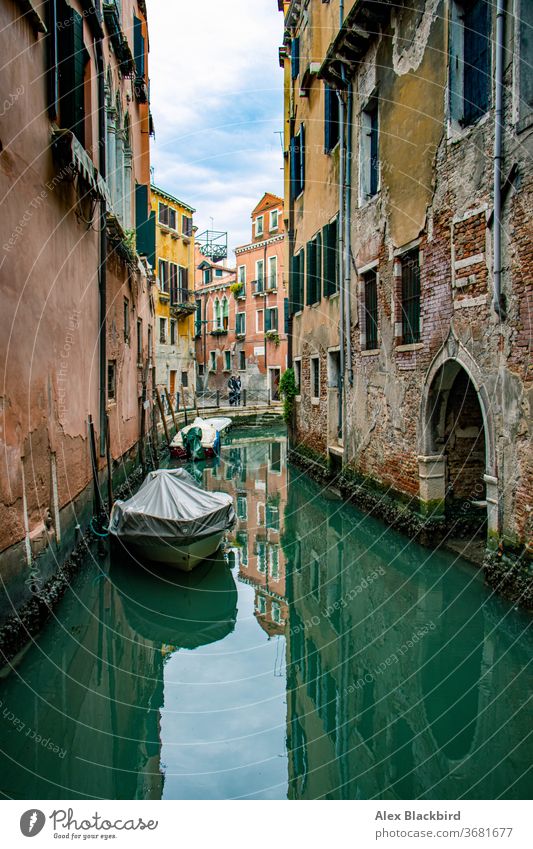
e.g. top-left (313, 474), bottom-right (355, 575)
top-left (493, 0), bottom-right (505, 319)
top-left (95, 1), bottom-right (107, 457)
top-left (336, 0), bottom-right (346, 440)
top-left (344, 80), bottom-right (353, 388)
top-left (337, 81), bottom-right (345, 440)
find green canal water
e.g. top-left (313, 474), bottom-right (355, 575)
top-left (0, 426), bottom-right (531, 800)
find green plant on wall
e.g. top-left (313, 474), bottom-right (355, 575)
top-left (265, 330), bottom-right (280, 345)
top-left (279, 367), bottom-right (297, 424)
top-left (229, 282), bottom-right (244, 298)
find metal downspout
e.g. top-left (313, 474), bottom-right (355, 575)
top-left (344, 80), bottom-right (353, 388)
top-left (95, 2), bottom-right (107, 457)
top-left (337, 82), bottom-right (345, 440)
top-left (493, 0), bottom-right (505, 318)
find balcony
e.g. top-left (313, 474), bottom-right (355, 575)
top-left (170, 289), bottom-right (196, 317)
top-left (252, 279), bottom-right (266, 296)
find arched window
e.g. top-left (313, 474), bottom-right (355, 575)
top-left (222, 296), bottom-right (229, 331)
top-left (213, 298), bottom-right (221, 330)
top-left (123, 113), bottom-right (132, 229)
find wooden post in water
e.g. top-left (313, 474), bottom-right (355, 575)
top-left (88, 414), bottom-right (102, 518)
top-left (105, 413), bottom-right (113, 515)
top-left (155, 387), bottom-right (171, 448)
top-left (165, 387), bottom-right (178, 432)
top-left (193, 387), bottom-right (199, 417)
top-left (182, 385), bottom-right (189, 426)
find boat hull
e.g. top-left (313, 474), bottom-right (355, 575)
top-left (119, 529), bottom-right (226, 571)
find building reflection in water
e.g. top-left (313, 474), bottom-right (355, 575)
top-left (282, 466), bottom-right (533, 800)
top-left (203, 433), bottom-right (289, 639)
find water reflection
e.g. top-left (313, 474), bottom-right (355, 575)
top-left (0, 428), bottom-right (531, 800)
top-left (283, 466), bottom-right (533, 800)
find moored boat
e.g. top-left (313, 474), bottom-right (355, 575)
top-left (170, 416), bottom-right (232, 460)
top-left (109, 468), bottom-right (235, 571)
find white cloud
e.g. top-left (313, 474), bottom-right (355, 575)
top-left (146, 0), bottom-right (284, 260)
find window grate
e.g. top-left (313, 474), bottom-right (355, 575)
top-left (401, 250), bottom-right (421, 344)
top-left (364, 270), bottom-right (378, 350)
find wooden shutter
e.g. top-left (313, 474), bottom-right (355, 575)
top-left (47, 0), bottom-right (59, 119)
top-left (291, 36), bottom-right (300, 80)
top-left (463, 0), bottom-right (490, 124)
top-left (284, 297), bottom-right (290, 333)
top-left (315, 232), bottom-right (322, 303)
top-left (133, 14), bottom-right (145, 78)
top-left (170, 264), bottom-right (178, 304)
top-left (299, 125), bottom-right (305, 193)
top-left (136, 184), bottom-right (156, 266)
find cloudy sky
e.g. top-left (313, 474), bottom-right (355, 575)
top-left (146, 0), bottom-right (284, 261)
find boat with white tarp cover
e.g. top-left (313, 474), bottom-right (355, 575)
top-left (109, 468), bottom-right (236, 570)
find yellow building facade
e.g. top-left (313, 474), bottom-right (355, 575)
top-left (151, 185), bottom-right (196, 406)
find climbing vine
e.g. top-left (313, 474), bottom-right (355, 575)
top-left (279, 367), bottom-right (297, 424)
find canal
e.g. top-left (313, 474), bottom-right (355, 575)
top-left (0, 425), bottom-right (531, 800)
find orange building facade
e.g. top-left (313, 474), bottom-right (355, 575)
top-left (194, 194), bottom-right (288, 403)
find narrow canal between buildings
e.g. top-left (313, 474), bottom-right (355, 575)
top-left (0, 425), bottom-right (531, 800)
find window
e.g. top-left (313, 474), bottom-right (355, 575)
top-left (147, 325), bottom-right (152, 362)
top-left (266, 503), bottom-right (280, 531)
top-left (311, 356), bottom-right (320, 399)
top-left (324, 84), bottom-right (340, 152)
top-left (213, 298), bottom-right (221, 330)
top-left (123, 298), bottom-right (130, 341)
top-left (222, 297), bottom-right (229, 330)
top-left (256, 310), bottom-right (264, 332)
top-left (107, 360), bottom-right (116, 401)
top-left (203, 267), bottom-right (212, 284)
top-left (255, 259), bottom-right (265, 292)
top-left (290, 125), bottom-right (305, 199)
top-left (265, 307), bottom-right (278, 332)
top-left (271, 600), bottom-right (282, 624)
top-left (270, 441), bottom-right (281, 473)
top-left (401, 250), bottom-right (421, 344)
top-left (257, 595), bottom-right (267, 614)
top-left (291, 35), bottom-right (300, 80)
top-left (178, 266), bottom-right (189, 302)
top-left (195, 299), bottom-right (202, 336)
top-left (238, 265), bottom-right (246, 286)
top-left (182, 215), bottom-right (193, 236)
top-left (291, 249), bottom-right (305, 313)
top-left (237, 494), bottom-right (248, 519)
top-left (133, 13), bottom-right (145, 79)
top-left (322, 218), bottom-right (338, 296)
top-left (517, 0), bottom-right (533, 126)
top-left (198, 363), bottom-right (205, 377)
top-left (255, 216), bottom-right (264, 238)
top-left (363, 269), bottom-right (379, 350)
top-left (159, 317), bottom-right (167, 344)
top-left (215, 268), bottom-right (223, 277)
top-left (306, 233), bottom-right (322, 305)
top-left (168, 207), bottom-right (177, 231)
top-left (158, 259), bottom-right (169, 292)
top-left (294, 359), bottom-right (301, 393)
top-left (210, 351), bottom-right (217, 371)
top-left (170, 319), bottom-right (176, 345)
top-left (224, 351), bottom-right (231, 371)
top-left (236, 313), bottom-right (246, 336)
top-left (361, 99), bottom-right (379, 200)
top-left (169, 263), bottom-right (178, 303)
top-left (137, 319), bottom-right (142, 362)
top-left (328, 350), bottom-right (340, 388)
top-left (267, 255), bottom-right (277, 289)
top-left (257, 541), bottom-right (267, 573)
top-left (270, 209), bottom-right (279, 231)
top-left (158, 202), bottom-right (169, 226)
top-left (181, 371), bottom-right (188, 388)
top-left (450, 0), bottom-right (490, 127)
top-left (56, 4), bottom-right (89, 147)
top-left (239, 350), bottom-right (246, 370)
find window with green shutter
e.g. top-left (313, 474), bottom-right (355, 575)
top-left (58, 4), bottom-right (88, 146)
top-left (290, 250), bottom-right (305, 314)
top-left (306, 235), bottom-right (321, 305)
top-left (133, 14), bottom-right (145, 79)
top-left (324, 85), bottom-right (340, 153)
top-left (323, 219), bottom-right (338, 296)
